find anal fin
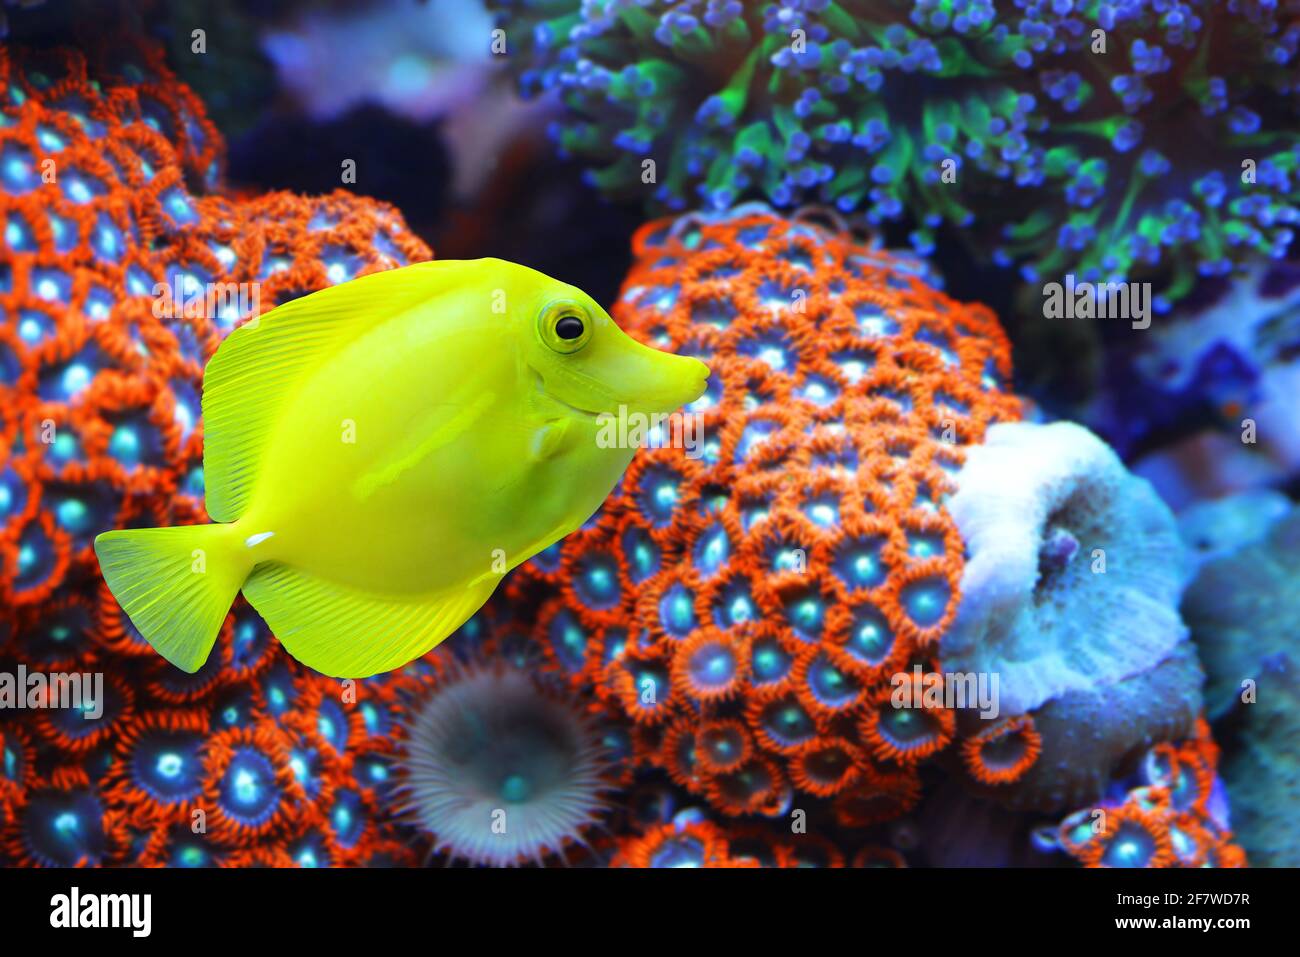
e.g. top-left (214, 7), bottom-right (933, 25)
top-left (242, 562), bottom-right (499, 678)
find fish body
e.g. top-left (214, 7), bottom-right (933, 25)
top-left (95, 259), bottom-right (708, 678)
top-left (237, 277), bottom-right (632, 592)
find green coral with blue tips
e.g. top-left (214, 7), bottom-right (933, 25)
top-left (491, 0), bottom-right (1300, 306)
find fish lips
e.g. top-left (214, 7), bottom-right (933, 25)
top-left (646, 361), bottom-right (709, 414)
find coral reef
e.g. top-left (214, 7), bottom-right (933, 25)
top-left (942, 420), bottom-right (1202, 810)
top-left (610, 810), bottom-right (901, 867)
top-left (992, 639), bottom-right (1203, 812)
top-left (945, 421), bottom-right (1192, 715)
top-left (0, 19), bottom-right (1264, 870)
top-left (0, 638), bottom-right (424, 866)
top-left (492, 0), bottom-right (1300, 303)
top-left (1182, 497), bottom-right (1300, 866)
top-left (504, 204), bottom-right (1023, 823)
top-left (1178, 487), bottom-right (1291, 569)
top-left (1045, 720), bottom-right (1246, 868)
top-left (1136, 261), bottom-right (1300, 434)
top-left (1132, 431), bottom-right (1291, 512)
top-left (1086, 255), bottom-right (1300, 484)
top-left (611, 817), bottom-right (760, 867)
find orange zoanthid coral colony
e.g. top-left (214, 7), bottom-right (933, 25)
top-left (608, 808), bottom-right (907, 868)
top-left (1051, 720), bottom-right (1246, 869)
top-left (0, 39), bottom-right (436, 866)
top-left (504, 206), bottom-right (1024, 823)
top-left (0, 40), bottom-right (430, 629)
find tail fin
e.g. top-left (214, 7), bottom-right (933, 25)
top-left (94, 524), bottom-right (250, 673)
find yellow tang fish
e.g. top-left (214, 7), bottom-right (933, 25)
top-left (95, 259), bottom-right (708, 678)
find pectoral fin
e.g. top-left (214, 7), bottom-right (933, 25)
top-left (242, 562), bottom-right (499, 678)
top-left (532, 418), bottom-right (571, 462)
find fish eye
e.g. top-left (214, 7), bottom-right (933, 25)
top-left (539, 301), bottom-right (592, 354)
top-left (556, 315), bottom-right (585, 340)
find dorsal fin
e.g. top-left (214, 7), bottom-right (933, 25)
top-left (202, 259), bottom-right (461, 523)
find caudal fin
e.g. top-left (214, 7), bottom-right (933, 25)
top-left (94, 524), bottom-right (249, 672)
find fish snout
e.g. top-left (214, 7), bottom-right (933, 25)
top-left (630, 351), bottom-right (710, 415)
top-left (651, 355), bottom-right (709, 414)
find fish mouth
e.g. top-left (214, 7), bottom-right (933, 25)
top-left (533, 370), bottom-right (603, 420)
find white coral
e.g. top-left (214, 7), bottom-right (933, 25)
top-left (943, 421), bottom-right (1193, 717)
